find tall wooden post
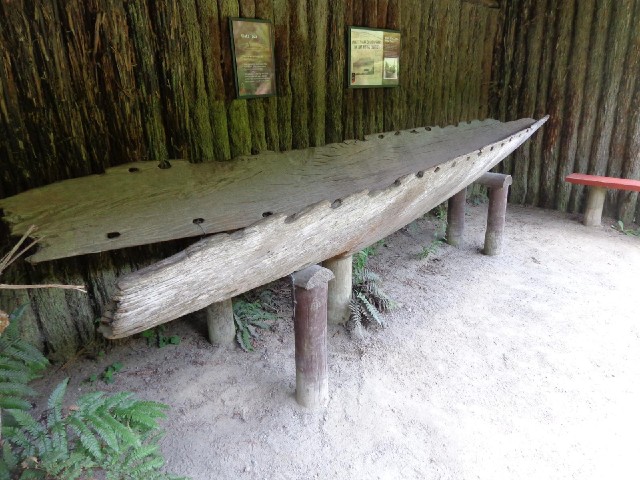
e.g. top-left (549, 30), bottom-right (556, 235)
top-left (292, 265), bottom-right (334, 409)
top-left (446, 188), bottom-right (466, 246)
top-left (323, 254), bottom-right (352, 325)
top-left (583, 186), bottom-right (607, 226)
top-left (205, 299), bottom-right (235, 346)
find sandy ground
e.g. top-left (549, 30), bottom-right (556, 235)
top-left (36, 203), bottom-right (640, 480)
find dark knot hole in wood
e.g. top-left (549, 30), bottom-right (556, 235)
top-left (107, 232), bottom-right (120, 239)
top-left (416, 171), bottom-right (424, 178)
top-left (331, 199), bottom-right (342, 209)
top-left (262, 211), bottom-right (273, 218)
top-left (435, 166), bottom-right (441, 173)
top-left (193, 218), bottom-right (205, 225)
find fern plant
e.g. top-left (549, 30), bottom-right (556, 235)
top-left (348, 247), bottom-right (394, 333)
top-left (233, 299), bottom-right (275, 352)
top-left (0, 307), bottom-right (186, 480)
top-left (0, 305), bottom-right (48, 412)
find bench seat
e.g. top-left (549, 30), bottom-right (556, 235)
top-left (565, 173), bottom-right (640, 226)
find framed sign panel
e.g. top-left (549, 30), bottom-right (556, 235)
top-left (229, 18), bottom-right (277, 98)
top-left (348, 27), bottom-right (400, 88)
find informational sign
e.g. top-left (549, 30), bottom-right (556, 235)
top-left (348, 27), bottom-right (400, 88)
top-left (229, 18), bottom-right (277, 98)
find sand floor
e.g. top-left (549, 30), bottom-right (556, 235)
top-left (36, 203), bottom-right (640, 480)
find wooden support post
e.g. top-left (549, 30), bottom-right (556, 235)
top-left (476, 173), bottom-right (513, 256)
top-left (483, 183), bottom-right (510, 256)
top-left (205, 299), bottom-right (235, 346)
top-left (583, 186), bottom-right (607, 227)
top-left (323, 255), bottom-right (352, 325)
top-left (292, 265), bottom-right (334, 409)
top-left (446, 188), bottom-right (466, 247)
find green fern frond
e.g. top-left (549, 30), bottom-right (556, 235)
top-left (349, 249), bottom-right (394, 331)
top-left (0, 367), bottom-right (31, 385)
top-left (4, 409), bottom-right (45, 439)
top-left (46, 379), bottom-right (68, 424)
top-left (67, 416), bottom-right (103, 461)
top-left (0, 381), bottom-right (37, 399)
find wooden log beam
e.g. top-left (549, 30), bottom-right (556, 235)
top-left (292, 265), bottom-right (333, 409)
top-left (1, 118), bottom-right (545, 264)
top-left (99, 116), bottom-right (548, 339)
top-left (476, 172), bottom-right (513, 189)
top-left (323, 254), bottom-right (352, 325)
top-left (446, 188), bottom-right (466, 247)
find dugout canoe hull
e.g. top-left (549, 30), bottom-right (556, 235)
top-left (2, 117), bottom-right (545, 265)
top-left (100, 116), bottom-right (548, 338)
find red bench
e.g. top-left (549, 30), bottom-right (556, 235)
top-left (565, 173), bottom-right (640, 226)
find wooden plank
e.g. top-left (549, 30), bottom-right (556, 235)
top-left (0, 118), bottom-right (545, 264)
top-left (99, 116), bottom-right (548, 339)
top-left (565, 173), bottom-right (640, 192)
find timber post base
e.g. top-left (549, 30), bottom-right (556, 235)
top-left (446, 188), bottom-right (467, 247)
top-left (323, 255), bottom-right (353, 325)
top-left (292, 265), bottom-right (334, 409)
top-left (583, 187), bottom-right (607, 227)
top-left (481, 173), bottom-right (512, 256)
top-left (205, 299), bottom-right (235, 347)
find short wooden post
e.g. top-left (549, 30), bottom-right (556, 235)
top-left (292, 265), bottom-right (334, 409)
top-left (583, 186), bottom-right (607, 227)
top-left (446, 188), bottom-right (466, 246)
top-left (477, 173), bottom-right (512, 256)
top-left (323, 255), bottom-right (352, 325)
top-left (205, 299), bottom-right (235, 346)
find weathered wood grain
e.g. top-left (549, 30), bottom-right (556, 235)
top-left (99, 116), bottom-right (547, 338)
top-left (1, 119), bottom-right (543, 264)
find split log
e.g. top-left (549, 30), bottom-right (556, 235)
top-left (1, 118), bottom-right (544, 264)
top-left (99, 117), bottom-right (547, 339)
top-left (292, 265), bottom-right (333, 409)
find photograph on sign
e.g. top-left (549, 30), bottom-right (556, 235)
top-left (230, 18), bottom-right (276, 98)
top-left (348, 27), bottom-right (400, 88)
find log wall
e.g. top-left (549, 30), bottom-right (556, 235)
top-left (0, 0), bottom-right (500, 359)
top-left (493, 0), bottom-right (640, 223)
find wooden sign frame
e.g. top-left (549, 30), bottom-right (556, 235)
top-left (347, 26), bottom-right (401, 89)
top-left (229, 17), bottom-right (277, 99)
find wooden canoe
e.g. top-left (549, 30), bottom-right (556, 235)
top-left (97, 116), bottom-right (548, 338)
top-left (1, 118), bottom-right (546, 265)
